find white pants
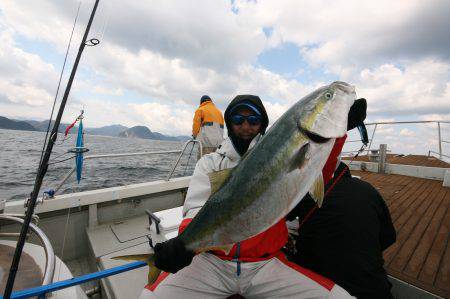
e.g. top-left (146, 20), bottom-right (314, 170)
top-left (140, 253), bottom-right (353, 299)
top-left (198, 124), bottom-right (224, 148)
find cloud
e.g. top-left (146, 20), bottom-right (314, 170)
top-left (0, 29), bottom-right (57, 107)
top-left (399, 128), bottom-right (415, 137)
top-left (354, 59), bottom-right (450, 116)
top-left (235, 0), bottom-right (450, 70)
top-left (101, 0), bottom-right (267, 72)
top-left (82, 42), bottom-right (316, 109)
top-left (129, 102), bottom-right (193, 136)
top-left (1, 0), bottom-right (268, 72)
top-left (0, 0), bottom-right (449, 152)
top-left (92, 85), bottom-right (124, 96)
top-left (0, 0), bottom-right (84, 51)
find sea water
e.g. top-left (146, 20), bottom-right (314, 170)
top-left (0, 129), bottom-right (196, 201)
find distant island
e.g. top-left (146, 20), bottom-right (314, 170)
top-left (0, 116), bottom-right (38, 131)
top-left (0, 116), bottom-right (190, 141)
top-left (118, 126), bottom-right (180, 141)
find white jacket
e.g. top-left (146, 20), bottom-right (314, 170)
top-left (183, 135), bottom-right (261, 219)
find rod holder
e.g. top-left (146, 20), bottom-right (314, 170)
top-left (146, 210), bottom-right (161, 235)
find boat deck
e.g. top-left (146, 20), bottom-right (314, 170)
top-left (353, 170), bottom-right (449, 298)
top-left (345, 154), bottom-right (450, 168)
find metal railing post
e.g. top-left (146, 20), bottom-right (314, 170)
top-left (367, 124), bottom-right (377, 155)
top-left (54, 167), bottom-right (76, 195)
top-left (166, 140), bottom-right (201, 181)
top-left (378, 144), bottom-right (387, 174)
top-left (438, 122), bottom-right (442, 159)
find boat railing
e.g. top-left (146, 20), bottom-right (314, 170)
top-left (342, 120), bottom-right (450, 160)
top-left (49, 139), bottom-right (200, 198)
top-left (428, 150), bottom-right (450, 160)
top-left (166, 139), bottom-right (202, 181)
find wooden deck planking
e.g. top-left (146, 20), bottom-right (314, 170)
top-left (388, 178), bottom-right (431, 218)
top-left (388, 188), bottom-right (446, 272)
top-left (364, 172), bottom-right (421, 202)
top-left (435, 233), bottom-right (450, 293)
top-left (357, 172), bottom-right (412, 207)
top-left (388, 178), bottom-right (429, 215)
top-left (418, 191), bottom-right (449, 293)
top-left (344, 154), bottom-right (450, 168)
top-left (403, 189), bottom-right (448, 278)
top-left (351, 170), bottom-right (449, 298)
top-left (387, 177), bottom-right (426, 207)
top-left (384, 181), bottom-right (440, 265)
top-left (390, 180), bottom-right (438, 223)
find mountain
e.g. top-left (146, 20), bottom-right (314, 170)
top-left (151, 132), bottom-right (179, 141)
top-left (118, 126), bottom-right (189, 141)
top-left (0, 115), bottom-right (190, 141)
top-left (28, 121), bottom-right (124, 136)
top-left (86, 124), bottom-right (128, 137)
top-left (119, 126), bottom-right (154, 139)
top-left (0, 116), bottom-right (38, 131)
top-left (26, 120), bottom-right (68, 133)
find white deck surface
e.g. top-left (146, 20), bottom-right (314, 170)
top-left (86, 207), bottom-right (182, 298)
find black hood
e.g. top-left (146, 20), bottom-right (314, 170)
top-left (224, 95), bottom-right (269, 135)
top-left (224, 95), bottom-right (269, 156)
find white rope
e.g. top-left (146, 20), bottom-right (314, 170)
top-left (99, 2), bottom-right (110, 41)
top-left (56, 207), bottom-right (71, 281)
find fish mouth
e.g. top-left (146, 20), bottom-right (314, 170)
top-left (300, 127), bottom-right (330, 144)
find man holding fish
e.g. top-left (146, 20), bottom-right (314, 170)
top-left (135, 82), bottom-right (358, 298)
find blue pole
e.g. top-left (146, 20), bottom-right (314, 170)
top-left (0, 261), bottom-right (147, 299)
top-left (75, 118), bottom-right (84, 183)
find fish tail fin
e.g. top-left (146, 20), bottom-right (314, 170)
top-left (112, 253), bottom-right (162, 285)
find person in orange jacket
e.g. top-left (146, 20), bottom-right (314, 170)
top-left (192, 95), bottom-right (224, 157)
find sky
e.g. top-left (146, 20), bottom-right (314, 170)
top-left (0, 0), bottom-right (449, 156)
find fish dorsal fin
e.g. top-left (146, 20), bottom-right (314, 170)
top-left (289, 143), bottom-right (310, 172)
top-left (208, 168), bottom-right (232, 195)
top-left (309, 174), bottom-right (324, 207)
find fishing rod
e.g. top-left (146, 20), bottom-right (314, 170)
top-left (3, 0), bottom-right (100, 297)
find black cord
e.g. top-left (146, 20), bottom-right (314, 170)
top-left (49, 151), bottom-right (72, 161)
top-left (38, 2), bottom-right (81, 167)
top-left (47, 156), bottom-right (76, 165)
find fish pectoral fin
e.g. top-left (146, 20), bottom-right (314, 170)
top-left (112, 253), bottom-right (161, 285)
top-left (309, 174), bottom-right (324, 207)
top-left (208, 168), bottom-right (232, 195)
top-left (289, 143), bottom-right (310, 172)
top-left (196, 244), bottom-right (234, 255)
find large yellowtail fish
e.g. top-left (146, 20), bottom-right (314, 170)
top-left (114, 81), bottom-right (356, 283)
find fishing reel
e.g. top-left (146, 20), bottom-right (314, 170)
top-left (68, 147), bottom-right (89, 154)
top-left (24, 194), bottom-right (44, 208)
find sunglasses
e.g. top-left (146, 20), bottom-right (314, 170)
top-left (230, 114), bottom-right (262, 126)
